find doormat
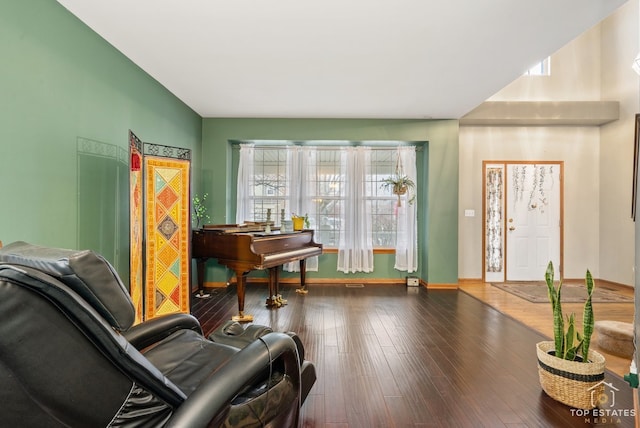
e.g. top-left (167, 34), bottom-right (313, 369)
top-left (491, 282), bottom-right (634, 303)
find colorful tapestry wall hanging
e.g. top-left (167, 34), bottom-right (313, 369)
top-left (143, 152), bottom-right (191, 320)
top-left (129, 131), bottom-right (143, 324)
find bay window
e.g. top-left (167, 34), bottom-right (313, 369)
top-left (236, 142), bottom-right (418, 273)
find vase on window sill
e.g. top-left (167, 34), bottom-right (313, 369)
top-left (292, 216), bottom-right (305, 231)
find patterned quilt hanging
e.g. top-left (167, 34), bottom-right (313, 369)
top-left (143, 151), bottom-right (191, 320)
top-left (128, 131), bottom-right (143, 324)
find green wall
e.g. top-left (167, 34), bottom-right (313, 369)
top-left (0, 1), bottom-right (202, 282)
top-left (201, 118), bottom-right (459, 285)
top-left (0, 1), bottom-right (459, 288)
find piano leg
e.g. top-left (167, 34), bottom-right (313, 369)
top-left (274, 266), bottom-right (287, 306)
top-left (266, 267), bottom-right (277, 307)
top-left (295, 259), bottom-right (309, 294)
top-left (194, 258), bottom-right (211, 299)
top-left (232, 270), bottom-right (254, 322)
top-left (266, 267), bottom-right (287, 307)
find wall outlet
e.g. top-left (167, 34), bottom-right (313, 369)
top-left (406, 276), bottom-right (419, 287)
top-left (464, 209), bottom-right (475, 217)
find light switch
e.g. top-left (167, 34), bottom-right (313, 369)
top-left (464, 209), bottom-right (475, 217)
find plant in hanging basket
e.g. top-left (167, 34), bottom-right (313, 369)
top-left (536, 261), bottom-right (606, 409)
top-left (380, 174), bottom-right (416, 207)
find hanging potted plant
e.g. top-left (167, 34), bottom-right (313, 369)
top-left (381, 174), bottom-right (416, 207)
top-left (536, 261), bottom-right (606, 410)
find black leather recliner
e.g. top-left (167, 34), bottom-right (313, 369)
top-left (0, 241), bottom-right (316, 427)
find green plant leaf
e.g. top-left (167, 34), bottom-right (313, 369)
top-left (192, 193), bottom-right (211, 228)
top-left (545, 261), bottom-right (564, 356)
top-left (564, 313), bottom-right (575, 359)
top-left (544, 261), bottom-right (595, 362)
top-left (582, 269), bottom-right (595, 359)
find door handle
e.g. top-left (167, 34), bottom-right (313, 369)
top-left (509, 225), bottom-right (516, 231)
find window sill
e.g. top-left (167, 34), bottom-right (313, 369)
top-left (321, 248), bottom-right (395, 254)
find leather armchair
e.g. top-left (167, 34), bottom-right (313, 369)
top-left (0, 241), bottom-right (315, 427)
top-left (209, 320), bottom-right (316, 404)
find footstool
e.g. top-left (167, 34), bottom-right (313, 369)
top-left (594, 320), bottom-right (634, 358)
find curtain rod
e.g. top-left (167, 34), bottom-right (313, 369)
top-left (229, 140), bottom-right (425, 150)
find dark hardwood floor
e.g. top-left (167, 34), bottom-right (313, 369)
top-left (192, 283), bottom-right (636, 428)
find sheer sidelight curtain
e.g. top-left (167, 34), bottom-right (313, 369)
top-left (393, 146), bottom-right (418, 273)
top-left (337, 147), bottom-right (374, 273)
top-left (236, 144), bottom-right (254, 224)
top-left (284, 147), bottom-right (318, 271)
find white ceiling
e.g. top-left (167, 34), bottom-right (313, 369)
top-left (56, 0), bottom-right (627, 119)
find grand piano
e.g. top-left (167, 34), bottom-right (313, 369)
top-left (192, 225), bottom-right (323, 322)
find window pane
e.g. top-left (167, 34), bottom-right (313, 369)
top-left (251, 149), bottom-right (288, 223)
top-left (368, 149), bottom-right (397, 247)
top-left (313, 150), bottom-right (343, 246)
top-left (371, 199), bottom-right (397, 247)
top-left (524, 57), bottom-right (551, 76)
top-left (245, 146), bottom-right (405, 248)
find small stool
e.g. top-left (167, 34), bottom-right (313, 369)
top-left (594, 320), bottom-right (634, 358)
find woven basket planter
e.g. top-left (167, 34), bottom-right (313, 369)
top-left (392, 184), bottom-right (408, 195)
top-left (536, 341), bottom-right (606, 409)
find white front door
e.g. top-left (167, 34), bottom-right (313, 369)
top-left (505, 163), bottom-right (561, 280)
top-left (483, 162), bottom-right (563, 282)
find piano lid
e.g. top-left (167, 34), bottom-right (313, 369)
top-left (202, 223), bottom-right (265, 233)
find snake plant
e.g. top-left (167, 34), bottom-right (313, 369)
top-left (544, 261), bottom-right (595, 362)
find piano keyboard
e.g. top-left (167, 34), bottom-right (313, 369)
top-left (263, 247), bottom-right (321, 265)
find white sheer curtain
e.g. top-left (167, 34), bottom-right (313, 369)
top-left (394, 146), bottom-right (418, 272)
top-left (235, 144), bottom-right (254, 224)
top-left (337, 147), bottom-right (374, 273)
top-left (284, 146), bottom-right (318, 272)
